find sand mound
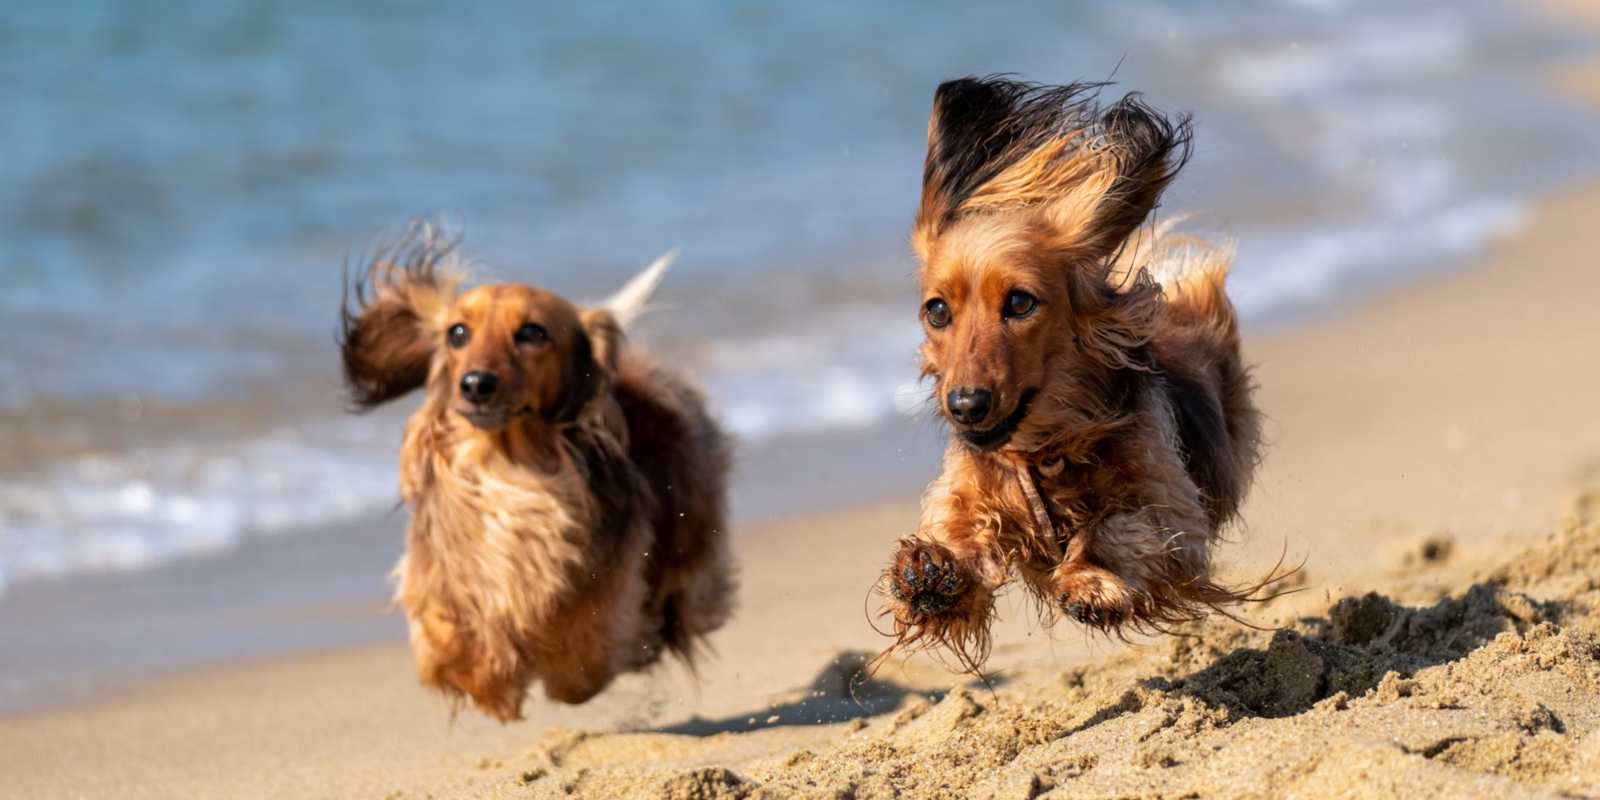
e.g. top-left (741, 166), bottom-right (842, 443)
top-left (471, 520), bottom-right (1600, 799)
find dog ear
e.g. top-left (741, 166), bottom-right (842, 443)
top-left (1063, 264), bottom-right (1163, 372)
top-left (916, 77), bottom-right (1027, 248)
top-left (1047, 96), bottom-right (1187, 371)
top-left (1042, 95), bottom-right (1192, 268)
top-left (912, 77), bottom-right (1191, 270)
top-left (556, 309), bottom-right (623, 424)
top-left (914, 77), bottom-right (1102, 259)
top-left (339, 222), bottom-right (464, 410)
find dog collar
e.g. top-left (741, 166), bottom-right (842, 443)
top-left (1008, 455), bottom-right (1066, 562)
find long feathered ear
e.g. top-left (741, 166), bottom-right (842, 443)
top-left (914, 77), bottom-right (1102, 256)
top-left (1044, 94), bottom-right (1193, 265)
top-left (338, 221), bottom-right (465, 410)
top-left (912, 76), bottom-right (1192, 269)
top-left (1064, 263), bottom-right (1164, 372)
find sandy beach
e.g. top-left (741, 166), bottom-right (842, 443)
top-left (6, 2), bottom-right (1600, 798)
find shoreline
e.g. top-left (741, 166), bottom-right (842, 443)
top-left (0, 414), bottom-right (953, 719)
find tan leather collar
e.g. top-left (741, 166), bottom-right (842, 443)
top-left (1008, 454), bottom-right (1066, 561)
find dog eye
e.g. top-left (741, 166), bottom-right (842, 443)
top-left (925, 299), bottom-right (952, 328)
top-left (447, 324), bottom-right (470, 348)
top-left (515, 323), bottom-right (549, 346)
top-left (1003, 291), bottom-right (1037, 319)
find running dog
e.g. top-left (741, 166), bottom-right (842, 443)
top-left (340, 223), bottom-right (732, 720)
top-left (883, 77), bottom-right (1264, 671)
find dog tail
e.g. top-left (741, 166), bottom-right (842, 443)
top-left (601, 249), bottom-right (677, 328)
top-left (1136, 217), bottom-right (1239, 335)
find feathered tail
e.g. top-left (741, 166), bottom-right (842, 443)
top-left (600, 250), bottom-right (677, 328)
top-left (1117, 216), bottom-right (1238, 335)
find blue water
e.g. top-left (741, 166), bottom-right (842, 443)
top-left (0, 0), bottom-right (1596, 591)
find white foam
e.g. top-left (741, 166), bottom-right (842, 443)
top-left (1228, 196), bottom-right (1527, 316)
top-left (1204, 5), bottom-right (1535, 321)
top-left (0, 418), bottom-right (402, 593)
top-left (1219, 15), bottom-right (1465, 102)
top-left (697, 307), bottom-right (926, 442)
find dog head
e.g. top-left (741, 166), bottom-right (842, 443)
top-left (435, 284), bottom-right (603, 431)
top-left (339, 223), bottom-right (621, 434)
top-left (910, 77), bottom-right (1191, 452)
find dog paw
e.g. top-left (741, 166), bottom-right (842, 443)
top-left (1061, 598), bottom-right (1126, 628)
top-left (887, 540), bottom-right (964, 617)
top-left (1054, 563), bottom-right (1135, 630)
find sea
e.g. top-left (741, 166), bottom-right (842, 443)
top-left (0, 0), bottom-right (1596, 711)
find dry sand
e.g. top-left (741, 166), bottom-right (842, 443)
top-left (511, 512), bottom-right (1600, 799)
top-left (6, 2), bottom-right (1600, 797)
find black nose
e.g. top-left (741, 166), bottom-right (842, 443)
top-left (946, 388), bottom-right (992, 426)
top-left (459, 371), bottom-right (500, 404)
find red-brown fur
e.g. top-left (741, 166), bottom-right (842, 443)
top-left (882, 77), bottom-right (1265, 670)
top-left (339, 223), bottom-right (732, 720)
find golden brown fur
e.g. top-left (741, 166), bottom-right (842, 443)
top-left (883, 77), bottom-right (1265, 670)
top-left (339, 222), bottom-right (732, 721)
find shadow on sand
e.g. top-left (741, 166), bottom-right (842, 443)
top-left (1063, 581), bottom-right (1563, 738)
top-left (655, 650), bottom-right (1005, 736)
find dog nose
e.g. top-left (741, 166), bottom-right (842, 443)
top-left (459, 371), bottom-right (500, 404)
top-left (946, 388), bottom-right (992, 425)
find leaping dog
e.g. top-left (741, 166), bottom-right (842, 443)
top-left (882, 77), bottom-right (1265, 671)
top-left (340, 222), bottom-right (733, 720)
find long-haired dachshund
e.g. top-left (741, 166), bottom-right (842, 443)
top-left (883, 77), bottom-right (1265, 671)
top-left (339, 222), bottom-right (733, 721)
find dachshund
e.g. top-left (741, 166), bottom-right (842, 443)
top-left (339, 222), bottom-right (733, 721)
top-left (882, 77), bottom-right (1265, 672)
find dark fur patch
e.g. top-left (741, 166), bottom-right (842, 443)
top-left (612, 358), bottom-right (733, 660)
top-left (339, 301), bottom-right (432, 410)
top-left (611, 375), bottom-right (695, 653)
top-left (556, 327), bottom-right (601, 424)
top-left (563, 427), bottom-right (647, 556)
top-left (921, 76), bottom-right (1102, 233)
top-left (1094, 93), bottom-right (1194, 253)
top-left (1160, 363), bottom-right (1232, 525)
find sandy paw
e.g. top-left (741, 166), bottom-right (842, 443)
top-left (1054, 563), bottom-right (1136, 629)
top-left (888, 540), bottom-right (964, 617)
top-left (1062, 598), bottom-right (1126, 628)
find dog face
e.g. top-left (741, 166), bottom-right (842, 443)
top-left (441, 285), bottom-right (596, 431)
top-left (910, 77), bottom-right (1190, 453)
top-left (917, 216), bottom-right (1076, 451)
top-left (339, 230), bottom-right (612, 431)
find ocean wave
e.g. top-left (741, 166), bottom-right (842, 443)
top-left (1218, 14), bottom-right (1466, 103)
top-left (1229, 197), bottom-right (1528, 318)
top-left (0, 419), bottom-right (402, 594)
top-left (698, 308), bottom-right (927, 442)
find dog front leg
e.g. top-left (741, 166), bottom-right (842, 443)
top-left (882, 479), bottom-right (1007, 662)
top-left (1052, 505), bottom-right (1215, 630)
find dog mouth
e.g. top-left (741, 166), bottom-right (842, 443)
top-left (456, 405), bottom-right (534, 431)
top-left (956, 388), bottom-right (1038, 453)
